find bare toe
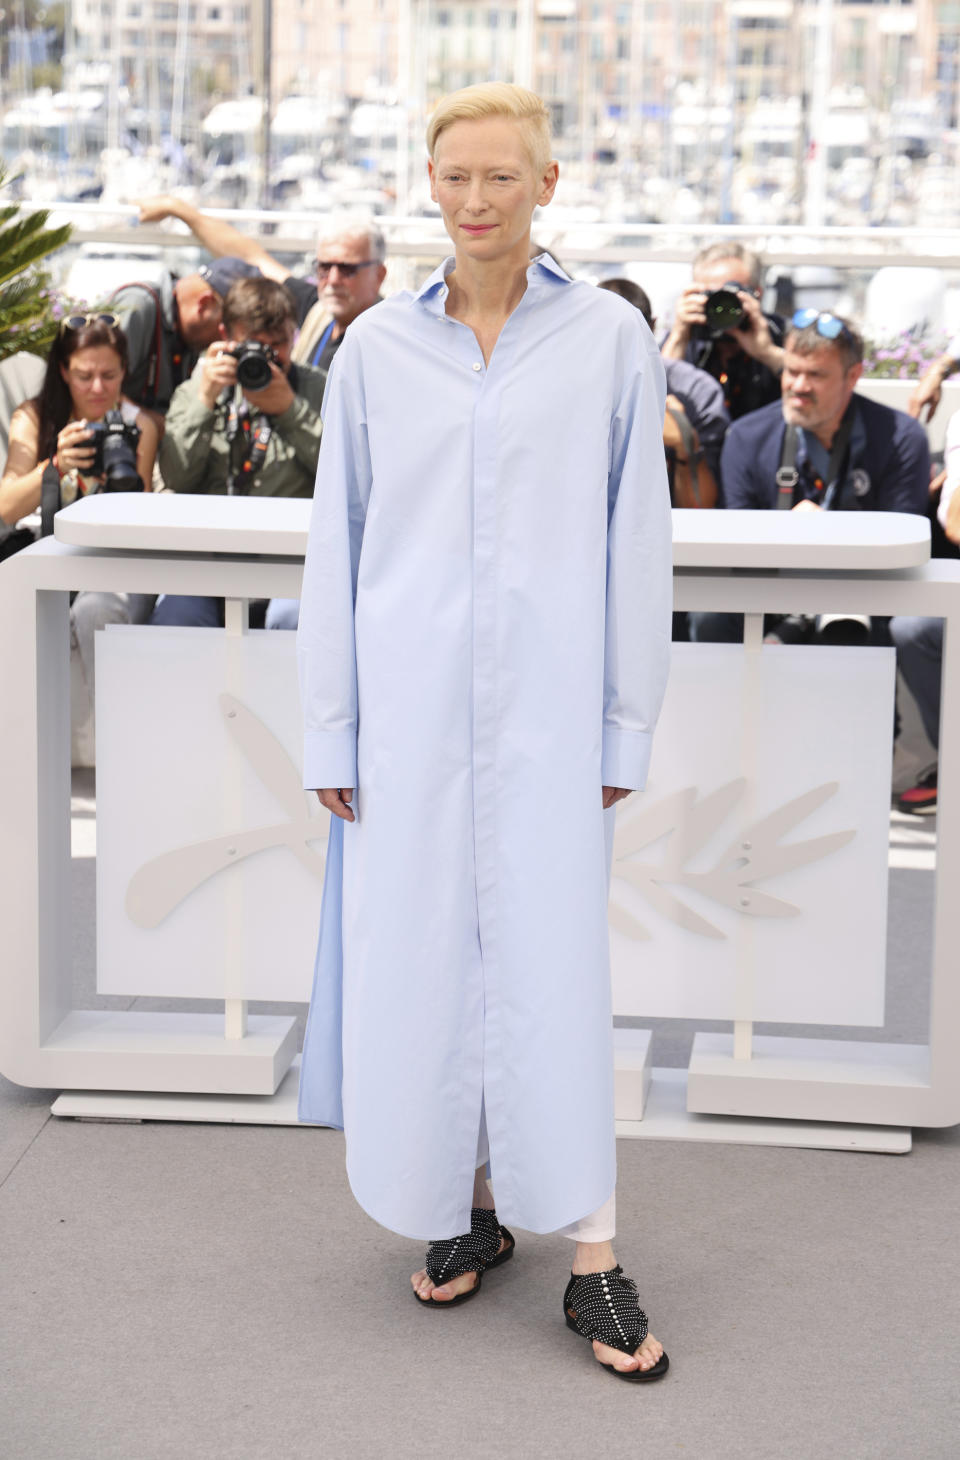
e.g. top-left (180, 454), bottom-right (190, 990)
top-left (430, 1270), bottom-right (478, 1302)
top-left (592, 1339), bottom-right (640, 1372)
top-left (592, 1332), bottom-right (663, 1372)
top-left (634, 1334), bottom-right (663, 1371)
top-left (413, 1267), bottom-right (479, 1303)
top-left (411, 1268), bottom-right (435, 1300)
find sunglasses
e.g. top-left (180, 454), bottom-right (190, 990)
top-left (315, 260), bottom-right (377, 279)
top-left (60, 311), bottom-right (120, 334)
top-left (791, 309), bottom-right (853, 343)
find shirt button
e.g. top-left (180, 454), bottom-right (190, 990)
top-left (472, 362), bottom-right (482, 372)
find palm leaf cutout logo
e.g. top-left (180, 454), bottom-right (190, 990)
top-left (125, 694), bottom-right (327, 929)
top-left (123, 696), bottom-right (854, 943)
top-left (609, 779), bottom-right (855, 942)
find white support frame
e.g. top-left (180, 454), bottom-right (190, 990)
top-left (676, 559), bottom-right (960, 1128)
top-left (0, 537), bottom-right (303, 1095)
top-left (0, 508), bottom-right (958, 1137)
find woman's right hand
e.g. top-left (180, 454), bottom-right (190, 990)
top-left (198, 344), bottom-right (238, 410)
top-left (56, 420), bottom-right (97, 474)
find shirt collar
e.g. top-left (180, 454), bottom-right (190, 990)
top-left (412, 251), bottom-right (571, 318)
top-left (529, 251), bottom-right (572, 286)
top-left (412, 256), bottom-right (457, 316)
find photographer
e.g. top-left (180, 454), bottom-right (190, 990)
top-left (153, 276), bottom-right (325, 630)
top-left (137, 196), bottom-right (387, 371)
top-left (661, 241), bottom-right (784, 421)
top-left (599, 276), bottom-right (727, 501)
top-left (0, 314), bottom-right (158, 762)
top-left (722, 311), bottom-right (928, 515)
top-left (690, 310), bottom-right (929, 644)
top-left (111, 256), bottom-right (261, 427)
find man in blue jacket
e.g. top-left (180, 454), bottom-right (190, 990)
top-left (721, 310), bottom-right (929, 514)
top-left (691, 309), bottom-right (930, 642)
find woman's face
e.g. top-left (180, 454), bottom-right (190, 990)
top-left (60, 345), bottom-right (124, 420)
top-left (429, 116), bottom-right (558, 264)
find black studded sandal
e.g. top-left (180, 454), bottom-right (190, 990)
top-left (563, 1266), bottom-right (669, 1382)
top-left (415, 1206), bottom-right (515, 1308)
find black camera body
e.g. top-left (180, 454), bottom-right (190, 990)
top-left (86, 410), bottom-right (142, 490)
top-left (701, 280), bottom-right (748, 336)
top-left (232, 340), bottom-right (279, 392)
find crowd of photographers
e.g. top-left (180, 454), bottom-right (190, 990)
top-left (0, 209), bottom-right (957, 811)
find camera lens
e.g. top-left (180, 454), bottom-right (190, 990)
top-left (703, 286), bottom-right (746, 333)
top-left (235, 344), bottom-right (274, 392)
top-left (101, 434), bottom-right (140, 488)
top-left (95, 409), bottom-right (141, 491)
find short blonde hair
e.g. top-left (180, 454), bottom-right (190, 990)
top-left (427, 83), bottom-right (553, 176)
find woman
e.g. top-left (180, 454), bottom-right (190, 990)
top-left (0, 313), bottom-right (157, 518)
top-left (0, 315), bottom-right (158, 758)
top-left (297, 85), bottom-right (673, 1381)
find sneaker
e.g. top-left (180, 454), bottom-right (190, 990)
top-left (896, 768), bottom-right (938, 815)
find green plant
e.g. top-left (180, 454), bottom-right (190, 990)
top-left (0, 165), bottom-right (72, 364)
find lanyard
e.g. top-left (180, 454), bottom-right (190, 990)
top-left (311, 322), bottom-right (336, 368)
top-left (224, 395), bottom-right (273, 495)
top-left (776, 403), bottom-right (856, 510)
top-left (110, 279), bottom-right (185, 408)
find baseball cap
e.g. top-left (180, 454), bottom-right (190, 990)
top-left (198, 257), bottom-right (262, 298)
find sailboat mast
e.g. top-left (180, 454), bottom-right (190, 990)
top-left (259, 0), bottom-right (273, 207)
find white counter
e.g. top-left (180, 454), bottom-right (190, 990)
top-left (54, 493), bottom-right (932, 572)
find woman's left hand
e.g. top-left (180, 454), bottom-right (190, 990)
top-left (602, 786), bottom-right (630, 809)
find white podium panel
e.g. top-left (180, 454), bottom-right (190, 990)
top-left (97, 628), bottom-right (328, 1001)
top-left (610, 643), bottom-right (894, 1025)
top-left (97, 629), bottom-right (891, 1026)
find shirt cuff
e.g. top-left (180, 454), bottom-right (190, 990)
top-left (302, 728), bottom-right (357, 791)
top-left (601, 726), bottom-right (653, 791)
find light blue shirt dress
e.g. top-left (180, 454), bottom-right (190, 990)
top-left (296, 255), bottom-right (672, 1241)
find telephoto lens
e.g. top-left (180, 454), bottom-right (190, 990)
top-left (233, 341), bottom-right (277, 391)
top-left (702, 282), bottom-right (747, 334)
top-left (87, 410), bottom-right (142, 490)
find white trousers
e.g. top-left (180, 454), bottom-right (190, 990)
top-left (476, 1101), bottom-right (616, 1243)
top-left (558, 1192), bottom-right (617, 1244)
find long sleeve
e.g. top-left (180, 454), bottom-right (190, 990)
top-left (158, 367), bottom-right (217, 492)
top-left (297, 335), bottom-right (372, 790)
top-left (270, 368), bottom-right (326, 475)
top-left (875, 415), bottom-right (929, 515)
top-left (720, 417), bottom-right (770, 508)
top-left (602, 324), bottom-right (673, 790)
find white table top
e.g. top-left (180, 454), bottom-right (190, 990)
top-left (54, 493), bottom-right (931, 571)
top-left (672, 507), bottom-right (930, 569)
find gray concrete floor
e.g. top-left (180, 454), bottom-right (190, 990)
top-left (1, 775), bottom-right (956, 1460)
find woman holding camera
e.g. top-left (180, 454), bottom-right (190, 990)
top-left (0, 314), bottom-right (159, 763)
top-left (0, 313), bottom-right (157, 519)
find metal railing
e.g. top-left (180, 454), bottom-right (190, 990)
top-left (36, 201), bottom-right (960, 273)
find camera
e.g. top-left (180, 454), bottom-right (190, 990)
top-left (702, 281), bottom-right (748, 335)
top-left (231, 340), bottom-right (279, 391)
top-left (86, 410), bottom-right (142, 490)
